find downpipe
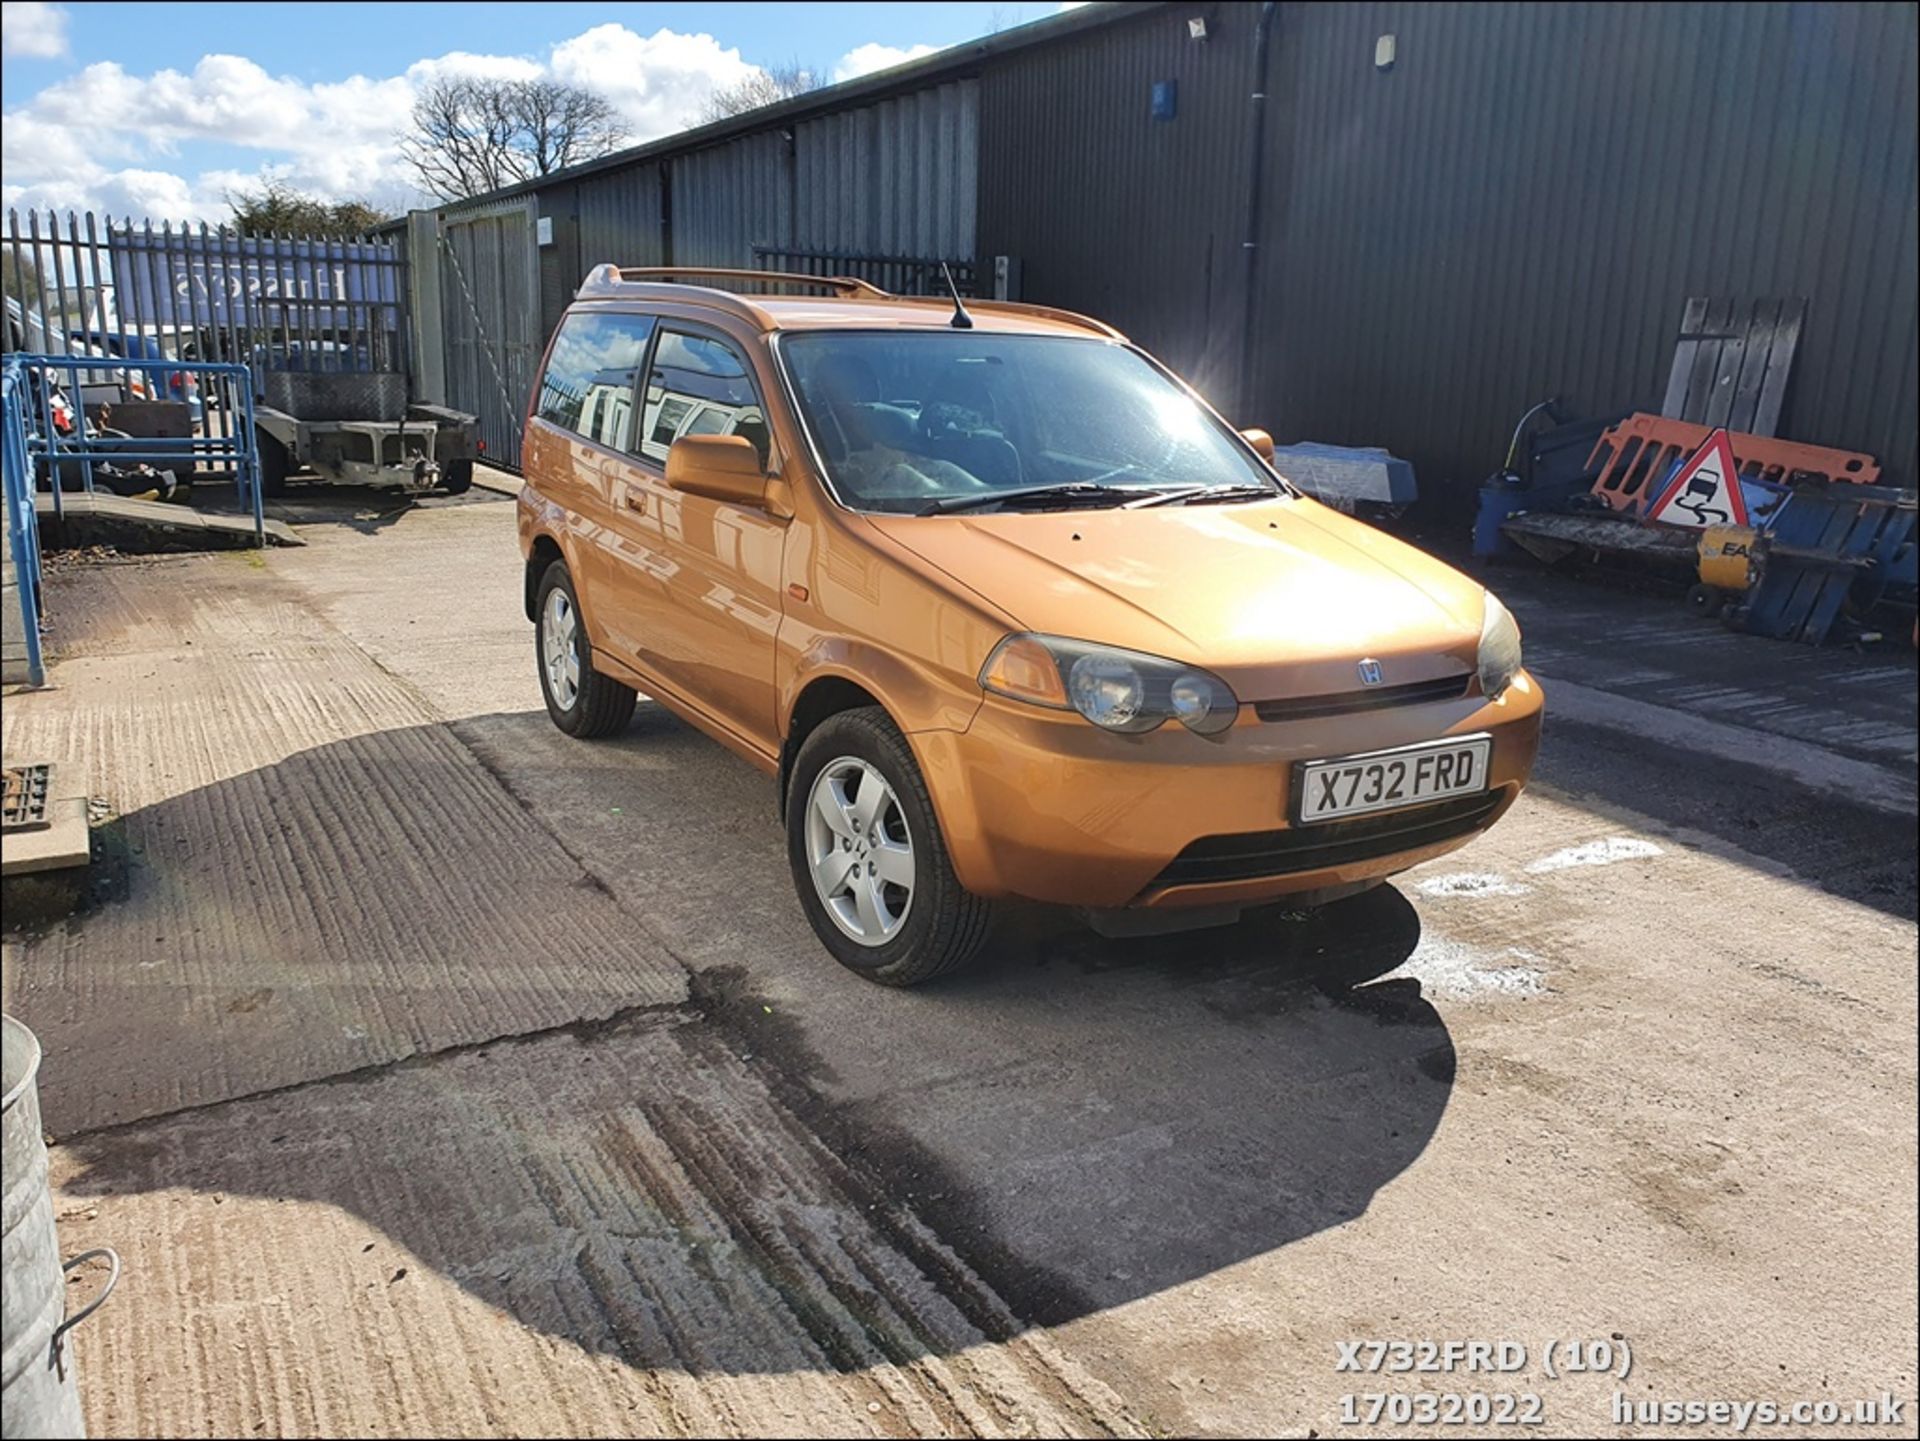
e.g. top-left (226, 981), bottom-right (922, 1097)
top-left (1238, 0), bottom-right (1280, 422)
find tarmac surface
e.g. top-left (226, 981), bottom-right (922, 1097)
top-left (3, 484), bottom-right (1913, 1437)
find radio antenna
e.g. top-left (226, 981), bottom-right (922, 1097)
top-left (940, 263), bottom-right (974, 330)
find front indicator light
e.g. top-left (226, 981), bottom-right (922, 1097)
top-left (980, 633), bottom-right (1070, 708)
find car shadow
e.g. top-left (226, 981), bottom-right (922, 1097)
top-left (39, 707), bottom-right (1452, 1374)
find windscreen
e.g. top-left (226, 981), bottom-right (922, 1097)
top-left (779, 332), bottom-right (1278, 514)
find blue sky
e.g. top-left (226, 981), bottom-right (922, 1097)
top-left (1, 1), bottom-right (1079, 221)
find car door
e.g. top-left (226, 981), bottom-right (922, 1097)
top-left (525, 307), bottom-right (659, 664)
top-left (621, 323), bottom-right (786, 755)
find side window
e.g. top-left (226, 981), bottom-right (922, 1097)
top-left (534, 311), bottom-right (655, 449)
top-left (637, 330), bottom-right (768, 467)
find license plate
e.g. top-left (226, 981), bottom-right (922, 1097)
top-left (1293, 735), bottom-right (1492, 824)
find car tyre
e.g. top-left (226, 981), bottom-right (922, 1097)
top-left (535, 560), bottom-right (636, 739)
top-left (787, 707), bottom-right (994, 986)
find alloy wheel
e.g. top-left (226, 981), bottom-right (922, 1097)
top-left (542, 588), bottom-right (581, 710)
top-left (804, 757), bottom-right (915, 945)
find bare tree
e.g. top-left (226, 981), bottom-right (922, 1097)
top-left (402, 78), bottom-right (628, 201)
top-left (700, 63), bottom-right (819, 124)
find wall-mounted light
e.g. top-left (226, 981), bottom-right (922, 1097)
top-left (1375, 34), bottom-right (1397, 70)
top-left (1188, 17), bottom-right (1208, 41)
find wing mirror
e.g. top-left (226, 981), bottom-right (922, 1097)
top-left (1240, 427), bottom-right (1276, 460)
top-left (665, 434), bottom-right (768, 507)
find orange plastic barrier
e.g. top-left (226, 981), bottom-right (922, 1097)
top-left (1587, 413), bottom-right (1879, 515)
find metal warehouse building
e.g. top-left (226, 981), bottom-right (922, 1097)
top-left (399, 0), bottom-right (1918, 515)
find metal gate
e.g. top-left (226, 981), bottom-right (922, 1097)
top-left (437, 198), bottom-right (539, 469)
top-left (3, 209), bottom-right (407, 392)
top-left (753, 246), bottom-right (976, 297)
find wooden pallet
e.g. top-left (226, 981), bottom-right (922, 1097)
top-left (1660, 297), bottom-right (1806, 438)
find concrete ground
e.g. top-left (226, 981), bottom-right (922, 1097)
top-left (2, 486), bottom-right (1913, 1439)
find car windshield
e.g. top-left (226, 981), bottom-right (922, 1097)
top-left (779, 332), bottom-right (1281, 514)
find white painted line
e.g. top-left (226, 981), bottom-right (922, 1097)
top-left (1393, 937), bottom-right (1545, 999)
top-left (1413, 871), bottom-right (1534, 898)
top-left (1526, 837), bottom-right (1664, 874)
top-left (1536, 673), bottom-right (1919, 818)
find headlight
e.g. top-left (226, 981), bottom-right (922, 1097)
top-left (979, 633), bottom-right (1239, 735)
top-left (1478, 591), bottom-right (1523, 700)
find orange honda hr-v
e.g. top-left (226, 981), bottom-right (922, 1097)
top-left (517, 266), bottom-right (1543, 985)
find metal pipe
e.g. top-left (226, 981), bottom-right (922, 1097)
top-left (1238, 0), bottom-right (1279, 425)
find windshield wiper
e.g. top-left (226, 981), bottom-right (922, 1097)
top-left (920, 483), bottom-right (1172, 516)
top-left (1127, 483), bottom-right (1278, 508)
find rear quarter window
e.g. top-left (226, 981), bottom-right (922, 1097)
top-left (535, 311), bottom-right (656, 449)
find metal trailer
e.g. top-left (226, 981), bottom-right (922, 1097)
top-left (252, 369), bottom-right (478, 496)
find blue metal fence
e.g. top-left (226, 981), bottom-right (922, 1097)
top-left (3, 358), bottom-right (46, 685)
top-left (9, 352), bottom-right (262, 540)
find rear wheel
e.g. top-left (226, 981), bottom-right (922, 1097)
top-left (439, 458), bottom-right (474, 495)
top-left (787, 708), bottom-right (993, 986)
top-left (534, 561), bottom-right (636, 738)
top-left (255, 428), bottom-right (289, 497)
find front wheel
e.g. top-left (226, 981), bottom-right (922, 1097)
top-left (534, 561), bottom-right (636, 738)
top-left (787, 708), bottom-right (994, 986)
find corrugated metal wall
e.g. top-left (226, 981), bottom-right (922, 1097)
top-left (977, 4), bottom-right (1258, 411)
top-left (535, 167), bottom-right (668, 340)
top-left (533, 81), bottom-right (979, 324)
top-left (794, 83), bottom-right (979, 257)
top-left (672, 131), bottom-right (794, 271)
top-left (1254, 0), bottom-right (1919, 506)
top-left (674, 82), bottom-right (979, 269)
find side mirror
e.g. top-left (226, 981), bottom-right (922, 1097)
top-left (665, 434), bottom-right (767, 507)
top-left (1240, 427), bottom-right (1276, 460)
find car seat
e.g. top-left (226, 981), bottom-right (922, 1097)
top-left (809, 353), bottom-right (917, 459)
top-left (917, 369), bottom-right (1022, 489)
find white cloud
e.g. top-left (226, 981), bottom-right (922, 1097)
top-left (551, 24), bottom-right (761, 139)
top-left (1, 23), bottom-right (970, 225)
top-left (405, 51), bottom-right (546, 86)
top-left (1, 1), bottom-right (68, 59)
top-left (832, 42), bottom-right (940, 84)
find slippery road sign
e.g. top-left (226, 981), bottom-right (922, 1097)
top-left (1646, 428), bottom-right (1749, 529)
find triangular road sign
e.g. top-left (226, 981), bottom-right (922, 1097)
top-left (1645, 428), bottom-right (1749, 529)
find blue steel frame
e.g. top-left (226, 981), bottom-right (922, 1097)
top-left (3, 357), bottom-right (47, 684)
top-left (11, 352), bottom-right (263, 546)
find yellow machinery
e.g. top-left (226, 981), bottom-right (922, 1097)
top-left (1688, 524), bottom-right (1758, 616)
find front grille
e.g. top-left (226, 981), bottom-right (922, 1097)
top-left (1254, 673), bottom-right (1473, 723)
top-left (1149, 790), bottom-right (1502, 889)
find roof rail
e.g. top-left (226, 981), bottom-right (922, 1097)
top-left (576, 264), bottom-right (890, 301)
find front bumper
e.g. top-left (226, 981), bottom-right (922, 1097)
top-left (916, 670), bottom-right (1544, 909)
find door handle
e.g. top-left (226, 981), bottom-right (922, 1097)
top-left (624, 487), bottom-right (647, 515)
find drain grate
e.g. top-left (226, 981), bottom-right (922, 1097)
top-left (2, 764), bottom-right (55, 833)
